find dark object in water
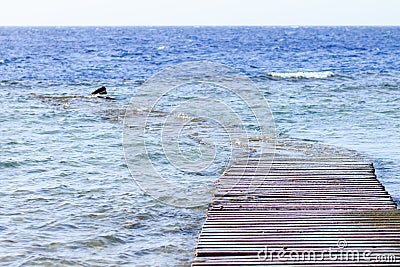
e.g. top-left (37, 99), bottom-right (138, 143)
top-left (91, 86), bottom-right (114, 100)
top-left (91, 86), bottom-right (107, 95)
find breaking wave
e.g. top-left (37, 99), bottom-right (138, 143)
top-left (267, 71), bottom-right (334, 79)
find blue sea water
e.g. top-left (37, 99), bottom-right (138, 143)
top-left (0, 26), bottom-right (400, 266)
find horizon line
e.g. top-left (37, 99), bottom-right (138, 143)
top-left (1, 24), bottom-right (400, 27)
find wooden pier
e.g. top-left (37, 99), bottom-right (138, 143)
top-left (193, 153), bottom-right (400, 266)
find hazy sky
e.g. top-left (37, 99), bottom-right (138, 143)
top-left (0, 0), bottom-right (399, 26)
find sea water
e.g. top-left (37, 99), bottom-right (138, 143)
top-left (0, 26), bottom-right (399, 266)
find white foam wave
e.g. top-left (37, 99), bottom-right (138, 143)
top-left (268, 71), bottom-right (334, 79)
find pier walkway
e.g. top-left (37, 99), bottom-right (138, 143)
top-left (193, 152), bottom-right (400, 266)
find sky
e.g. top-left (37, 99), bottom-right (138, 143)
top-left (0, 0), bottom-right (399, 26)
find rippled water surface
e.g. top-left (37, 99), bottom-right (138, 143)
top-left (1, 27), bottom-right (399, 266)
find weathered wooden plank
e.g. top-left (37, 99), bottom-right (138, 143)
top-left (192, 154), bottom-right (400, 266)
